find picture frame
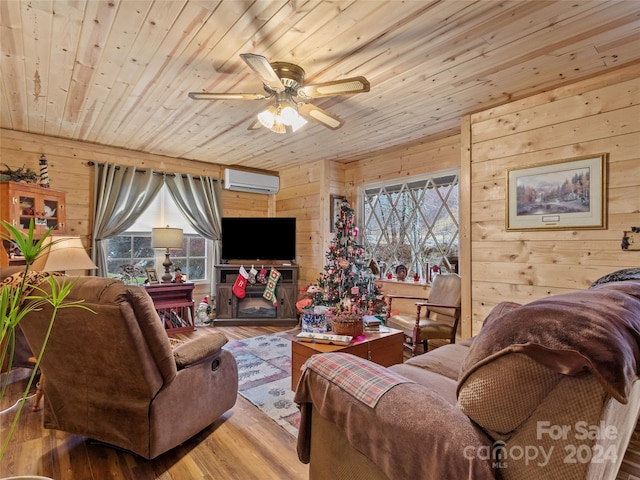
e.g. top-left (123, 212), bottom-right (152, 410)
top-left (146, 268), bottom-right (159, 284)
top-left (506, 154), bottom-right (607, 231)
top-left (330, 195), bottom-right (346, 232)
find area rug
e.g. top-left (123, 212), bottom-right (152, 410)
top-left (223, 331), bottom-right (300, 437)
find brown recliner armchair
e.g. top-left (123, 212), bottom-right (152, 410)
top-left (385, 273), bottom-right (461, 355)
top-left (18, 276), bottom-right (238, 459)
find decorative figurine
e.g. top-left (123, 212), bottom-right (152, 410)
top-left (173, 267), bottom-right (184, 283)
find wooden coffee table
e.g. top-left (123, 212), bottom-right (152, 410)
top-left (291, 327), bottom-right (404, 390)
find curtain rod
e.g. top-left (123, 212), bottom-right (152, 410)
top-left (87, 161), bottom-right (218, 181)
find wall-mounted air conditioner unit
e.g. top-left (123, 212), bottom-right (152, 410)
top-left (223, 168), bottom-right (280, 195)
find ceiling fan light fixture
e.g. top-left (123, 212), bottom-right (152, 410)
top-left (279, 105), bottom-right (298, 126)
top-left (190, 53), bottom-right (370, 132)
top-left (257, 105), bottom-right (278, 128)
top-left (270, 121), bottom-right (286, 134)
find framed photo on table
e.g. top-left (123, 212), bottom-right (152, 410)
top-left (146, 269), bottom-right (159, 284)
top-left (506, 154), bottom-right (607, 231)
top-left (330, 195), bottom-right (346, 232)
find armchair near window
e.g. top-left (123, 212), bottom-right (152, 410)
top-left (385, 273), bottom-right (461, 355)
top-left (18, 276), bottom-right (238, 459)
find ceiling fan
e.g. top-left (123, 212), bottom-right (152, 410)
top-left (188, 53), bottom-right (370, 133)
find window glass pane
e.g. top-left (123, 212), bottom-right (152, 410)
top-left (133, 236), bottom-right (153, 258)
top-left (361, 170), bottom-right (459, 281)
top-left (108, 236), bottom-right (132, 258)
top-left (188, 258), bottom-right (206, 281)
top-left (189, 237), bottom-right (206, 256)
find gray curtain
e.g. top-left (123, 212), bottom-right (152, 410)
top-left (92, 163), bottom-right (164, 275)
top-left (164, 174), bottom-right (223, 294)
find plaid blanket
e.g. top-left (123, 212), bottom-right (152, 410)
top-left (302, 352), bottom-right (413, 407)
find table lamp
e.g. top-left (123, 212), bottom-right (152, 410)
top-left (31, 236), bottom-right (98, 273)
top-left (151, 227), bottom-right (184, 283)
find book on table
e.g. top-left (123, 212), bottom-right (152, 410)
top-left (363, 315), bottom-right (382, 331)
top-left (296, 332), bottom-right (353, 346)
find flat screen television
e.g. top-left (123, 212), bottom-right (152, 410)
top-left (221, 217), bottom-right (296, 262)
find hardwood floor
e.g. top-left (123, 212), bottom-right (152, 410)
top-left (0, 325), bottom-right (307, 480)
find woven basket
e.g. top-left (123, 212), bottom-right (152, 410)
top-left (331, 315), bottom-right (364, 337)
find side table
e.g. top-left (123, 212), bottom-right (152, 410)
top-left (144, 282), bottom-right (196, 334)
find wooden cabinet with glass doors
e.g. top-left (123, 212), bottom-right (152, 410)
top-left (0, 182), bottom-right (66, 266)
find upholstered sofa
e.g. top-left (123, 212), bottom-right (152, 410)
top-left (2, 269), bottom-right (238, 459)
top-left (294, 273), bottom-right (640, 479)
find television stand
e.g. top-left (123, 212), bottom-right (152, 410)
top-left (214, 264), bottom-right (298, 326)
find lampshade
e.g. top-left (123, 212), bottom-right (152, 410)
top-left (151, 227), bottom-right (183, 249)
top-left (31, 236), bottom-right (98, 272)
top-left (257, 105), bottom-right (278, 129)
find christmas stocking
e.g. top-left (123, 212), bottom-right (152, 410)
top-left (233, 266), bottom-right (249, 298)
top-left (257, 266), bottom-right (268, 284)
top-left (263, 267), bottom-right (281, 306)
top-left (248, 265), bottom-right (258, 284)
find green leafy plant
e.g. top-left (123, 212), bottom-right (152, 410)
top-left (0, 219), bottom-right (94, 460)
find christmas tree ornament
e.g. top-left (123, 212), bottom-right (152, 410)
top-left (233, 265), bottom-right (249, 298)
top-left (263, 267), bottom-right (281, 306)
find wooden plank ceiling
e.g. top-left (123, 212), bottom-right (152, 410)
top-left (1, 0), bottom-right (639, 171)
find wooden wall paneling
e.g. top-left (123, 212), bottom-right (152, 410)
top-left (276, 160), bottom-right (325, 287)
top-left (221, 191), bottom-right (270, 218)
top-left (469, 63), bottom-right (640, 328)
top-left (0, 129), bottom-right (223, 178)
top-left (459, 115), bottom-right (472, 339)
top-left (472, 106), bottom-right (639, 161)
top-left (344, 136), bottom-right (461, 188)
top-left (471, 77), bottom-right (640, 144)
top-left (472, 240), bottom-right (631, 267)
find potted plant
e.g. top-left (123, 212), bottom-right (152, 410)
top-left (0, 220), bottom-right (93, 462)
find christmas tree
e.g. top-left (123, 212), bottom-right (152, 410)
top-left (312, 199), bottom-right (386, 316)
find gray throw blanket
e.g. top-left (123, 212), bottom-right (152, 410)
top-left (458, 280), bottom-right (640, 404)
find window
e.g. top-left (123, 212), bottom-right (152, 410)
top-left (105, 185), bottom-right (211, 283)
top-left (360, 169), bottom-right (459, 280)
top-left (107, 233), bottom-right (207, 283)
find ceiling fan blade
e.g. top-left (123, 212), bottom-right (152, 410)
top-left (298, 103), bottom-right (343, 130)
top-left (240, 53), bottom-right (285, 93)
top-left (297, 76), bottom-right (370, 99)
top-left (188, 92), bottom-right (267, 100)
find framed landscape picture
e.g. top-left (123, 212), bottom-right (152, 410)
top-left (506, 154), bottom-right (607, 231)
